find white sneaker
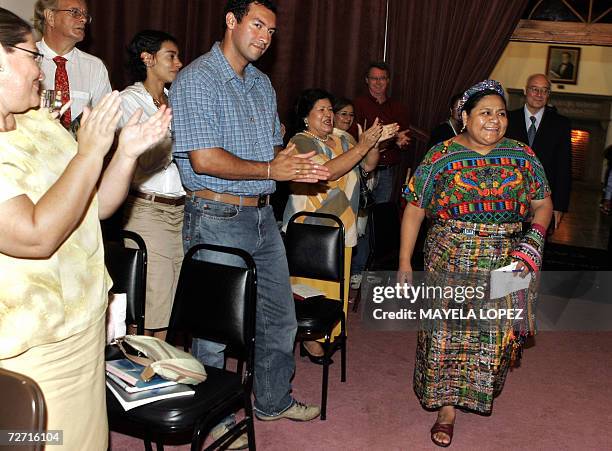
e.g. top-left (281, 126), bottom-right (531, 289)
top-left (350, 274), bottom-right (362, 290)
top-left (210, 422), bottom-right (248, 450)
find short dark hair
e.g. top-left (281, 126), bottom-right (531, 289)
top-left (224, 0), bottom-right (277, 24)
top-left (0, 7), bottom-right (32, 50)
top-left (125, 29), bottom-right (178, 82)
top-left (449, 93), bottom-right (462, 110)
top-left (462, 89), bottom-right (506, 115)
top-left (366, 61), bottom-right (390, 78)
top-left (294, 88), bottom-right (332, 132)
top-left (332, 97), bottom-right (353, 114)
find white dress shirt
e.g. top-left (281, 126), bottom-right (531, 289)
top-left (36, 39), bottom-right (112, 121)
top-left (523, 105), bottom-right (545, 132)
top-left (119, 82), bottom-right (184, 197)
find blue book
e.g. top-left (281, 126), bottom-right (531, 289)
top-left (106, 377), bottom-right (194, 411)
top-left (106, 371), bottom-right (177, 393)
top-left (106, 358), bottom-right (177, 392)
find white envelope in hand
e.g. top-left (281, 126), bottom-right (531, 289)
top-left (490, 262), bottom-right (532, 299)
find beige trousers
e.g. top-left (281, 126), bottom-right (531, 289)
top-left (0, 316), bottom-right (108, 451)
top-left (123, 196), bottom-right (184, 329)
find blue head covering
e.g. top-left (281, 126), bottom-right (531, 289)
top-left (458, 79), bottom-right (505, 113)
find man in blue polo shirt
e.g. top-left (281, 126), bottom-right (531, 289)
top-left (170, 0), bottom-right (329, 444)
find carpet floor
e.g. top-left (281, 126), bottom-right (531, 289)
top-left (109, 309), bottom-right (612, 450)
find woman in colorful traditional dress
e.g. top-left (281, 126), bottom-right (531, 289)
top-left (399, 80), bottom-right (553, 447)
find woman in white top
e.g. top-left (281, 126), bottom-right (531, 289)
top-left (119, 30), bottom-right (183, 339)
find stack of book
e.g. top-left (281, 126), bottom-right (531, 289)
top-left (106, 358), bottom-right (195, 411)
top-left (292, 283), bottom-right (325, 301)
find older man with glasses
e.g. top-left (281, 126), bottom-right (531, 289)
top-left (506, 73), bottom-right (572, 233)
top-left (33, 0), bottom-right (111, 129)
top-left (349, 61), bottom-right (412, 289)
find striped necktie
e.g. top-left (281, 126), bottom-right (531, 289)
top-left (53, 56), bottom-right (71, 128)
top-left (527, 115), bottom-right (537, 147)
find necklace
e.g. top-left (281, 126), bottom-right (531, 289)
top-left (151, 96), bottom-right (164, 109)
top-left (143, 84), bottom-right (166, 109)
top-left (302, 130), bottom-right (330, 143)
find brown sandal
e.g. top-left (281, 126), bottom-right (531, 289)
top-left (430, 422), bottom-right (454, 447)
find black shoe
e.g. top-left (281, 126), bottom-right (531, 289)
top-left (299, 342), bottom-right (333, 365)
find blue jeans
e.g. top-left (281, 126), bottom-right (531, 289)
top-left (183, 196), bottom-right (297, 416)
top-left (373, 165), bottom-right (397, 204)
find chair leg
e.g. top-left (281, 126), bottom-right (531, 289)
top-left (352, 286), bottom-right (361, 312)
top-left (340, 316), bottom-right (347, 383)
top-left (191, 426), bottom-right (204, 451)
top-left (244, 394), bottom-right (257, 451)
top-left (156, 442), bottom-right (164, 451)
top-left (246, 418), bottom-right (256, 451)
top-left (320, 336), bottom-right (331, 420)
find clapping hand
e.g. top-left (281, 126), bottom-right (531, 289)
top-left (357, 118), bottom-right (383, 149)
top-left (271, 143), bottom-right (330, 183)
top-left (117, 105), bottom-right (173, 159)
top-left (396, 129), bottom-right (412, 147)
top-left (380, 122), bottom-right (400, 143)
top-left (77, 91), bottom-right (123, 159)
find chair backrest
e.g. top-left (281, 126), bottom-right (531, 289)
top-left (0, 368), bottom-right (46, 451)
top-left (367, 202), bottom-right (401, 270)
top-left (104, 230), bottom-right (147, 334)
top-left (285, 211), bottom-right (345, 299)
top-left (166, 244), bottom-right (257, 366)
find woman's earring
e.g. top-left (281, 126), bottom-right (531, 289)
top-left (461, 124), bottom-right (466, 133)
top-left (304, 118), bottom-right (309, 128)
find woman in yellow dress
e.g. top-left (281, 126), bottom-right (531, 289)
top-left (0, 8), bottom-right (171, 450)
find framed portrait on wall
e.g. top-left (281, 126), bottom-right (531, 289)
top-left (546, 46), bottom-right (580, 85)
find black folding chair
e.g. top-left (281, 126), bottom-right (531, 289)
top-left (106, 243), bottom-right (257, 450)
top-left (104, 230), bottom-right (147, 360)
top-left (285, 211), bottom-right (347, 420)
top-left (104, 229), bottom-right (147, 335)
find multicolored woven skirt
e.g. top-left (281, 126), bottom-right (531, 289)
top-left (413, 219), bottom-right (534, 414)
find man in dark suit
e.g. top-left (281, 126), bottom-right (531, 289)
top-left (506, 73), bottom-right (572, 231)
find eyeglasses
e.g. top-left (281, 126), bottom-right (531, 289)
top-left (6, 45), bottom-right (44, 65)
top-left (527, 86), bottom-right (550, 95)
top-left (336, 112), bottom-right (355, 117)
top-left (52, 8), bottom-right (92, 23)
top-left (367, 76), bottom-right (388, 81)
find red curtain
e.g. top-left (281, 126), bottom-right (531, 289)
top-left (85, 0), bottom-right (225, 91)
top-left (386, 0), bottom-right (528, 160)
top-left (259, 0), bottom-right (387, 120)
top-left (85, 0), bottom-right (387, 123)
top-left (85, 0), bottom-right (527, 147)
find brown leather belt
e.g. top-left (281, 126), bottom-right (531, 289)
top-left (187, 189), bottom-right (270, 208)
top-left (129, 190), bottom-right (185, 206)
